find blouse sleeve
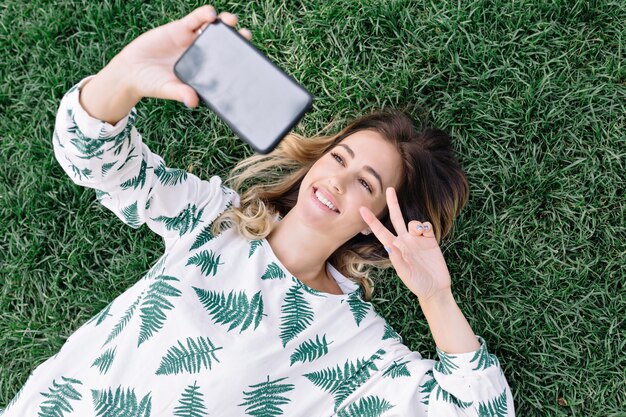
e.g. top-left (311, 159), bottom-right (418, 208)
top-left (52, 75), bottom-right (239, 251)
top-left (419, 335), bottom-right (516, 416)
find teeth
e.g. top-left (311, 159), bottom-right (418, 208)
top-left (315, 190), bottom-right (338, 212)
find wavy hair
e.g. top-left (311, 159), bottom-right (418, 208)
top-left (211, 108), bottom-right (469, 301)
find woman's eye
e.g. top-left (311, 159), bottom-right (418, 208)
top-left (331, 152), bottom-right (372, 193)
top-left (331, 152), bottom-right (344, 165)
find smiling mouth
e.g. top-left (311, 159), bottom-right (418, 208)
top-left (312, 187), bottom-right (340, 213)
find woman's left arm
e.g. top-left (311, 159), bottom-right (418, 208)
top-left (360, 187), bottom-right (515, 415)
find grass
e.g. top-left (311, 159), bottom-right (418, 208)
top-left (0, 0), bottom-right (624, 415)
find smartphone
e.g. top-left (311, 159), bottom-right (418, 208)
top-left (174, 19), bottom-right (314, 154)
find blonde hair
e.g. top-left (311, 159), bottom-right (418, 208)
top-left (212, 108), bottom-right (469, 301)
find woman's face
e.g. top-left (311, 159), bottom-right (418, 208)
top-left (296, 129), bottom-right (403, 238)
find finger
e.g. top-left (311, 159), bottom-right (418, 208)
top-left (239, 28), bottom-right (252, 40)
top-left (408, 220), bottom-right (423, 236)
top-left (218, 11), bottom-right (238, 27)
top-left (387, 187), bottom-right (408, 236)
top-left (422, 221), bottom-right (435, 238)
top-left (182, 5), bottom-right (218, 32)
top-left (359, 206), bottom-right (396, 246)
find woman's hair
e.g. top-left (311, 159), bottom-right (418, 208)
top-left (212, 108), bottom-right (469, 301)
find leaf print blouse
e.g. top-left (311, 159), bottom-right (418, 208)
top-left (1, 75), bottom-right (515, 417)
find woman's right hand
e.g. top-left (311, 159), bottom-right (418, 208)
top-left (116, 5), bottom-right (252, 108)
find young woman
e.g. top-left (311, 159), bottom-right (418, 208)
top-left (2, 5), bottom-right (514, 417)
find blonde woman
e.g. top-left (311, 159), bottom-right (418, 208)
top-left (2, 5), bottom-right (515, 417)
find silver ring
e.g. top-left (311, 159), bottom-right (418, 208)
top-left (196, 28), bottom-right (203, 35)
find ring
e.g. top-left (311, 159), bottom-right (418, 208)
top-left (196, 28), bottom-right (203, 35)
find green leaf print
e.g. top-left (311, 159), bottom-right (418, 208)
top-left (156, 336), bottom-right (223, 376)
top-left (434, 348), bottom-right (459, 375)
top-left (419, 371), bottom-right (473, 409)
top-left (304, 348), bottom-right (386, 411)
top-left (91, 347), bottom-right (117, 375)
top-left (289, 334), bottom-right (334, 366)
top-left (142, 254), bottom-right (168, 281)
top-left (100, 107), bottom-right (137, 157)
top-left (194, 288), bottom-right (265, 332)
top-left (279, 283), bottom-right (314, 347)
top-left (102, 161), bottom-right (117, 177)
top-left (336, 395), bottom-right (395, 417)
top-left (186, 250), bottom-right (224, 277)
top-left (38, 376), bottom-right (83, 417)
top-left (91, 386), bottom-right (152, 417)
top-left (95, 188), bottom-right (111, 202)
top-left (478, 389), bottom-right (508, 417)
top-left (346, 292), bottom-right (371, 326)
top-left (248, 239), bottom-right (263, 258)
top-left (121, 201), bottom-right (141, 228)
top-left (173, 381), bottom-right (209, 417)
top-left (190, 224), bottom-right (216, 250)
top-left (151, 203), bottom-right (205, 237)
top-left (115, 144), bottom-right (139, 171)
top-left (381, 321), bottom-right (403, 343)
top-left (154, 159), bottom-right (187, 186)
top-left (69, 164), bottom-right (92, 181)
top-left (382, 359), bottom-right (411, 378)
top-left (103, 290), bottom-right (145, 347)
top-left (237, 375), bottom-right (295, 417)
top-left (120, 156), bottom-right (149, 190)
top-left (470, 337), bottom-right (499, 371)
top-left (261, 262), bottom-right (286, 280)
top-left (138, 275), bottom-right (182, 346)
top-left (86, 301), bottom-right (113, 326)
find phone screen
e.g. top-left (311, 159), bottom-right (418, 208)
top-left (174, 19), bottom-right (314, 154)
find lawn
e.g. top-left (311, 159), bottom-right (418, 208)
top-left (0, 0), bottom-right (624, 415)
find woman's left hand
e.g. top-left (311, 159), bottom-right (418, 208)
top-left (359, 187), bottom-right (451, 301)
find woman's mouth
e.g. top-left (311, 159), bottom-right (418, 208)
top-left (311, 187), bottom-right (340, 214)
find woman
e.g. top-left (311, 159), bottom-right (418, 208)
top-left (2, 5), bottom-right (515, 417)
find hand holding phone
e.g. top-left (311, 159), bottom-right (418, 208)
top-left (174, 19), bottom-right (314, 154)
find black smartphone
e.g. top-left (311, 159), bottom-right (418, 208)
top-left (174, 19), bottom-right (314, 154)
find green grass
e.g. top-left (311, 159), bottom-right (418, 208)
top-left (0, 0), bottom-right (624, 415)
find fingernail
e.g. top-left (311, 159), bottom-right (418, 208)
top-left (184, 99), bottom-right (190, 108)
top-left (384, 245), bottom-right (392, 254)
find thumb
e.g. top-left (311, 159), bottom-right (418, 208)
top-left (160, 80), bottom-right (199, 107)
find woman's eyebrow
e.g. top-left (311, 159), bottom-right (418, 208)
top-left (336, 144), bottom-right (384, 193)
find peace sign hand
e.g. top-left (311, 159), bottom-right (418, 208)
top-left (359, 187), bottom-right (452, 301)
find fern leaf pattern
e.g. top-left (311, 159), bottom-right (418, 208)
top-left (173, 381), bottom-right (209, 417)
top-left (279, 283), bottom-right (314, 347)
top-left (346, 292), bottom-right (371, 326)
top-left (138, 275), bottom-right (182, 346)
top-left (303, 348), bottom-right (386, 411)
top-left (477, 389), bottom-right (508, 417)
top-left (156, 336), bottom-right (223, 375)
top-left (382, 360), bottom-right (411, 378)
top-left (194, 288), bottom-right (265, 333)
top-left (150, 202), bottom-right (205, 237)
top-left (91, 385), bottom-right (152, 417)
top-left (248, 239), bottom-right (263, 258)
top-left (186, 250), bottom-right (224, 277)
top-left (237, 376), bottom-right (295, 417)
top-left (121, 201), bottom-right (141, 228)
top-left (381, 321), bottom-right (403, 343)
top-left (261, 262), bottom-right (286, 280)
top-left (86, 301), bottom-right (113, 326)
top-left (154, 159), bottom-right (187, 186)
top-left (434, 348), bottom-right (459, 375)
top-left (91, 347), bottom-right (117, 375)
top-left (120, 155), bottom-right (149, 190)
top-left (37, 376), bottom-right (83, 417)
top-left (470, 336), bottom-right (499, 371)
top-left (336, 395), bottom-right (394, 417)
top-left (289, 334), bottom-right (333, 366)
top-left (190, 223), bottom-right (216, 250)
top-left (103, 291), bottom-right (145, 347)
